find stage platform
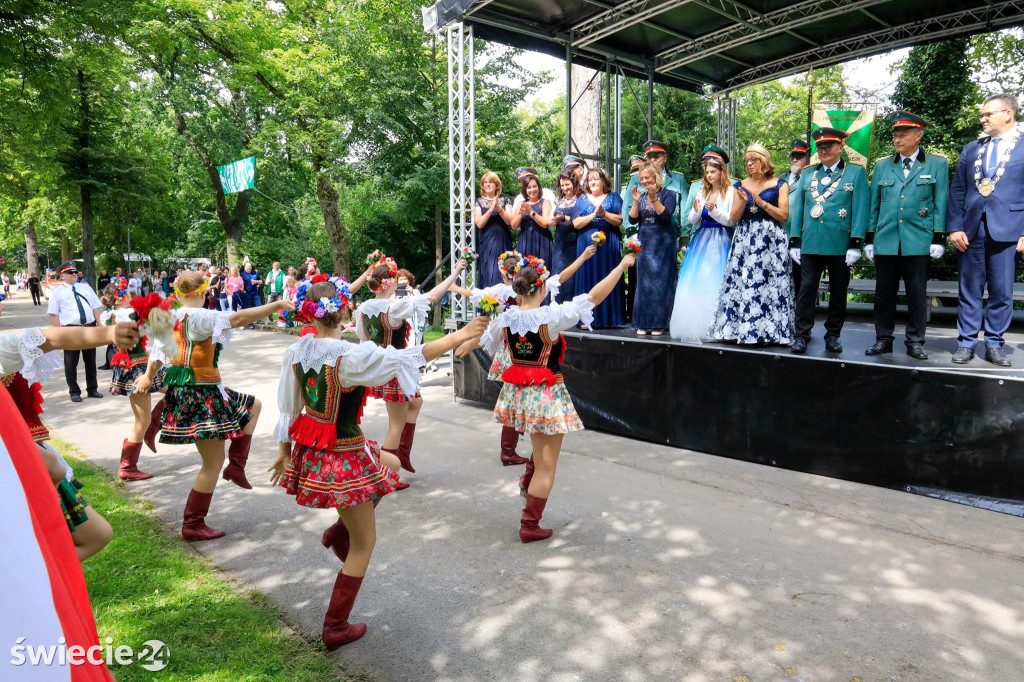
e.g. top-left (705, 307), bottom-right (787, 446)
top-left (454, 317), bottom-right (1024, 514)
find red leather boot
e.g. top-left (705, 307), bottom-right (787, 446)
top-left (321, 519), bottom-right (350, 562)
top-left (322, 572), bottom-right (367, 649)
top-left (519, 455), bottom-right (535, 503)
top-left (118, 439), bottom-right (153, 481)
top-left (222, 434), bottom-right (253, 489)
top-left (500, 426), bottom-right (529, 466)
top-left (144, 399), bottom-right (165, 453)
top-left (382, 447), bottom-right (409, 490)
top-left (181, 489), bottom-right (226, 541)
top-left (396, 422), bottom-right (416, 473)
top-left (520, 494), bottom-right (553, 543)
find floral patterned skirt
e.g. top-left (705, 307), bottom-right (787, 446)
top-left (159, 384), bottom-right (255, 444)
top-left (370, 377), bottom-right (420, 403)
top-left (487, 344), bottom-right (511, 383)
top-left (280, 437), bottom-right (400, 509)
top-left (493, 379), bottom-right (583, 435)
top-left (111, 364), bottom-right (166, 396)
top-left (59, 478), bottom-right (89, 533)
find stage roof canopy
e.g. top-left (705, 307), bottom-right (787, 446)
top-left (429, 0), bottom-right (1024, 94)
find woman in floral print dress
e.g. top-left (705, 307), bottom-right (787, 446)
top-left (269, 279), bottom-right (488, 650)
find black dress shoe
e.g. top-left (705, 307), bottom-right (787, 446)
top-left (790, 338), bottom-right (807, 354)
top-left (865, 340), bottom-right (893, 356)
top-left (985, 347), bottom-right (1012, 367)
top-left (906, 344), bottom-right (928, 360)
top-left (87, 390), bottom-right (104, 399)
top-left (951, 347), bottom-right (975, 364)
top-left (825, 337), bottom-right (843, 353)
top-left (70, 394), bottom-right (83, 403)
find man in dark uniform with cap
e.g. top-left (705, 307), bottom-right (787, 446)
top-left (785, 139), bottom-right (810, 295)
top-left (864, 111), bottom-right (948, 359)
top-left (788, 128), bottom-right (869, 354)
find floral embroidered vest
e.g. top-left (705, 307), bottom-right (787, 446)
top-left (165, 316), bottom-right (222, 386)
top-left (288, 362), bottom-right (368, 450)
top-left (364, 311), bottom-right (409, 350)
top-left (4, 372), bottom-right (49, 442)
top-left (501, 325), bottom-right (565, 386)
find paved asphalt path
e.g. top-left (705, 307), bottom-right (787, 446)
top-left (5, 295), bottom-right (1024, 681)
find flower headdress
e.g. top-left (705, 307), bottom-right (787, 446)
top-left (173, 277), bottom-right (209, 298)
top-left (292, 274), bottom-right (352, 322)
top-left (368, 257), bottom-right (399, 293)
top-left (498, 250), bottom-right (522, 278)
top-left (515, 255), bottom-right (549, 295)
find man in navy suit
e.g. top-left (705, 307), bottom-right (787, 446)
top-left (947, 94), bottom-right (1024, 366)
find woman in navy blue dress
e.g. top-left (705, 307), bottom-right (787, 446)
top-left (510, 167), bottom-right (553, 264)
top-left (629, 162), bottom-right (678, 335)
top-left (573, 168), bottom-right (625, 328)
top-left (474, 171), bottom-right (513, 288)
top-left (551, 170), bottom-right (583, 303)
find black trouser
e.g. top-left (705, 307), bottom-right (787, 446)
top-left (794, 254), bottom-right (849, 342)
top-left (31, 288), bottom-right (41, 305)
top-left (873, 254), bottom-right (929, 346)
top-left (63, 322), bottom-right (98, 396)
top-left (624, 264), bottom-right (637, 323)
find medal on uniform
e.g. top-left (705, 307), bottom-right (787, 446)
top-left (919, 207), bottom-right (929, 217)
top-left (810, 204), bottom-right (824, 218)
top-left (838, 208), bottom-right (848, 219)
top-left (820, 176), bottom-right (831, 186)
top-left (978, 178), bottom-right (995, 197)
top-left (809, 165), bottom-right (845, 220)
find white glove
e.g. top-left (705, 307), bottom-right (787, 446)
top-left (863, 244), bottom-right (874, 261)
top-left (930, 244), bottom-right (945, 259)
top-left (845, 249), bottom-right (862, 267)
top-left (789, 248), bottom-right (802, 265)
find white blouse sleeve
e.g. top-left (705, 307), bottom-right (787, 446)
top-left (354, 310), bottom-right (370, 342)
top-left (183, 308), bottom-right (236, 345)
top-left (0, 328), bottom-right (62, 385)
top-left (547, 294), bottom-right (596, 334)
top-left (338, 342), bottom-right (426, 398)
top-left (386, 293), bottom-right (431, 324)
top-left (707, 187), bottom-right (736, 226)
top-left (688, 191), bottom-right (703, 225)
top-left (479, 315), bottom-right (506, 356)
top-left (274, 347), bottom-right (302, 443)
top-left (545, 274), bottom-right (562, 302)
top-left (469, 284), bottom-right (513, 309)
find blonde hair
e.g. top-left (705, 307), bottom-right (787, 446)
top-left (175, 271), bottom-right (207, 296)
top-left (638, 162), bottom-right (664, 191)
top-left (744, 143), bottom-right (776, 178)
top-left (480, 171), bottom-right (503, 196)
top-left (701, 158), bottom-right (732, 200)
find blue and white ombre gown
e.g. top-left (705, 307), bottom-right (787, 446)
top-left (669, 185), bottom-right (738, 342)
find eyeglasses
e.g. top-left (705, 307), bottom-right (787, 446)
top-left (63, 270), bottom-right (78, 275)
top-left (979, 109), bottom-right (1010, 120)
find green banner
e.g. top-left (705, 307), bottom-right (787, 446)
top-left (217, 156), bottom-right (255, 194)
top-left (810, 110), bottom-right (875, 166)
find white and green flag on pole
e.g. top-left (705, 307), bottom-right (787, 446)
top-left (217, 156), bottom-right (255, 194)
top-left (810, 110), bottom-right (875, 166)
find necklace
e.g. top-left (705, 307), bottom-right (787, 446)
top-left (974, 129), bottom-right (1020, 197)
top-left (809, 164), bottom-right (845, 218)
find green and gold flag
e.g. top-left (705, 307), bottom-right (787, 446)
top-left (810, 110), bottom-right (875, 166)
top-left (216, 156), bottom-right (255, 194)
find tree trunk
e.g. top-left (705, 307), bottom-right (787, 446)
top-left (571, 64), bottom-right (602, 161)
top-left (76, 69), bottom-right (97, 288)
top-left (432, 202), bottom-right (443, 327)
top-left (60, 229), bottom-right (73, 264)
top-left (23, 211), bottom-right (38, 276)
top-left (315, 173), bottom-right (350, 278)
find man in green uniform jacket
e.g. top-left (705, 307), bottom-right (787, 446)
top-left (788, 127), bottom-right (869, 355)
top-left (864, 111), bottom-right (949, 360)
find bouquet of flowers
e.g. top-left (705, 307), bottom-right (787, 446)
top-left (460, 246), bottom-right (478, 264)
top-left (591, 231), bottom-right (607, 246)
top-left (622, 236), bottom-right (643, 256)
top-left (477, 294), bottom-right (504, 317)
top-left (129, 293), bottom-right (180, 358)
top-left (366, 250), bottom-right (385, 266)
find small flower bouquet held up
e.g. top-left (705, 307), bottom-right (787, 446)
top-left (460, 246), bottom-right (479, 264)
top-left (477, 294), bottom-right (503, 317)
top-left (622, 236), bottom-right (643, 256)
top-left (366, 250), bottom-right (385, 266)
top-left (129, 293), bottom-right (180, 358)
top-left (591, 231), bottom-right (607, 246)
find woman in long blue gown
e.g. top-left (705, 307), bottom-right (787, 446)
top-left (474, 172), bottom-right (513, 288)
top-left (510, 169), bottom-right (553, 265)
top-left (573, 168), bottom-right (625, 328)
top-left (551, 170), bottom-right (583, 303)
top-left (669, 146), bottom-right (743, 342)
top-left (629, 163), bottom-right (678, 335)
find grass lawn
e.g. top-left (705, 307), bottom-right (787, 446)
top-left (53, 436), bottom-right (352, 681)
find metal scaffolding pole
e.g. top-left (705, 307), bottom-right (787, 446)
top-left (447, 22), bottom-right (475, 322)
top-left (604, 61), bottom-right (612, 170)
top-left (614, 72), bottom-right (622, 189)
top-left (716, 96), bottom-right (737, 175)
top-left (565, 41), bottom-right (573, 155)
top-left (647, 65), bottom-right (655, 140)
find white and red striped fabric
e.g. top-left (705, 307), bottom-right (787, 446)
top-left (0, 384), bottom-right (112, 681)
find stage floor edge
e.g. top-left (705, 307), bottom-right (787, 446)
top-left (454, 322), bottom-right (1024, 514)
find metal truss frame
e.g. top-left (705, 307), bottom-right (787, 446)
top-left (716, 97), bottom-right (737, 176)
top-left (714, 0), bottom-right (1024, 94)
top-left (573, 0), bottom-right (693, 48)
top-left (447, 22), bottom-right (475, 321)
